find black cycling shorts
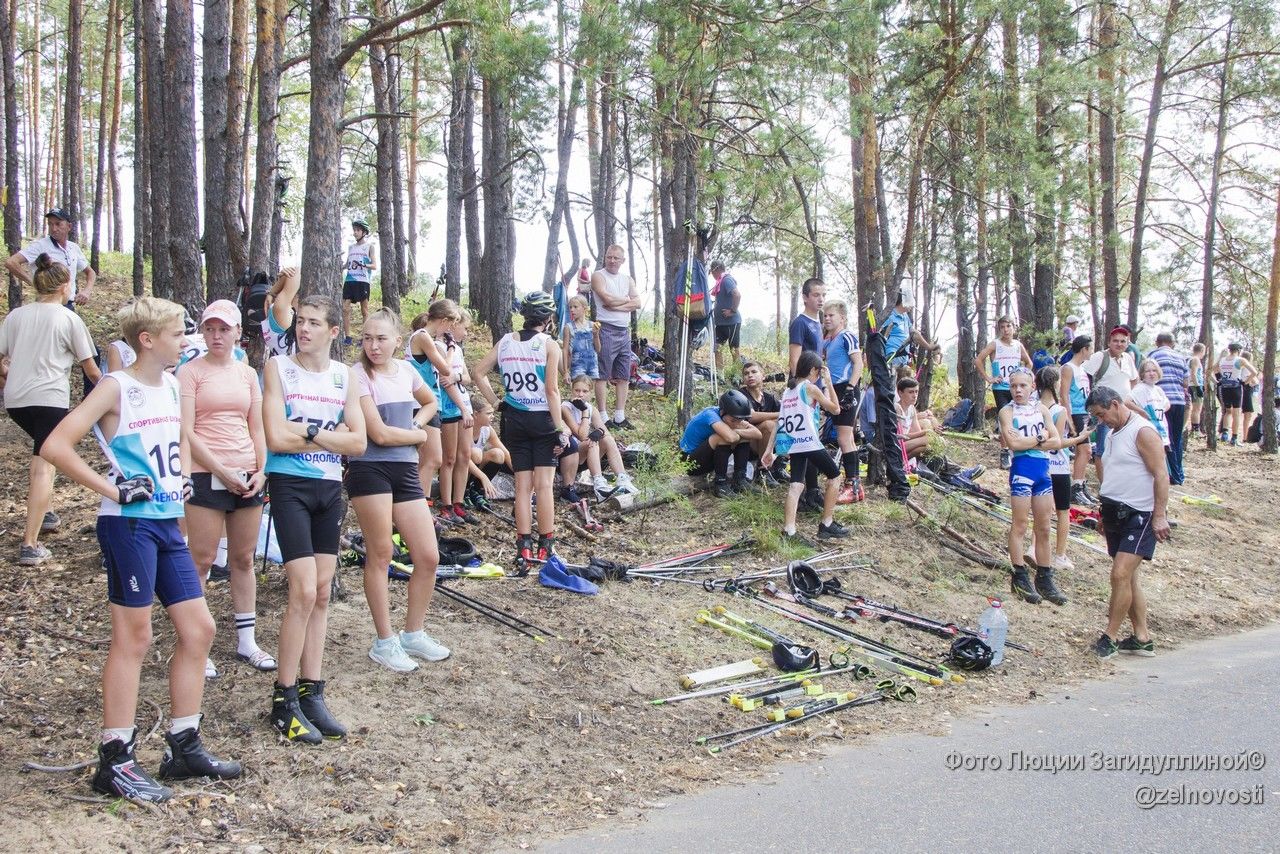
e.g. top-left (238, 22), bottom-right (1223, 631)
top-left (266, 473), bottom-right (344, 563)
top-left (1220, 385), bottom-right (1243, 409)
top-left (187, 472), bottom-right (265, 513)
top-left (993, 388), bottom-right (1013, 412)
top-left (7, 405), bottom-right (67, 455)
top-left (342, 278), bottom-right (371, 302)
top-left (681, 441), bottom-right (716, 477)
top-left (789, 449), bottom-right (840, 484)
top-left (500, 407), bottom-right (557, 471)
top-left (833, 382), bottom-right (859, 428)
top-left (1051, 473), bottom-right (1071, 513)
top-left (345, 460), bottom-right (425, 502)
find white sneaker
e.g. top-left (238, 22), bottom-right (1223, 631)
top-left (369, 637), bottom-right (418, 672)
top-left (613, 476), bottom-right (639, 496)
top-left (399, 630), bottom-right (451, 662)
top-left (204, 657), bottom-right (219, 679)
top-left (593, 475), bottom-right (611, 494)
top-left (1051, 553), bottom-right (1074, 572)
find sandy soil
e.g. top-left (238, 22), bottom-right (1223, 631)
top-left (2, 278), bottom-right (1278, 852)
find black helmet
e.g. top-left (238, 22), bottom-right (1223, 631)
top-left (787, 560), bottom-right (824, 597)
top-left (718, 389), bottom-right (752, 419)
top-left (520, 291), bottom-right (556, 323)
top-left (947, 636), bottom-right (994, 672)
top-left (771, 641), bottom-right (819, 673)
top-left (352, 218), bottom-right (370, 233)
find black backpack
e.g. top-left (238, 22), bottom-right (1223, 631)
top-left (235, 269), bottom-right (270, 333)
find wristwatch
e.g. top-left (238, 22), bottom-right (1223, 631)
top-left (306, 423), bottom-right (320, 443)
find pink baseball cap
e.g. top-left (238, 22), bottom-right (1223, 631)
top-left (200, 300), bottom-right (241, 328)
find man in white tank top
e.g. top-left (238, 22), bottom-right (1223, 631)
top-left (1085, 385), bottom-right (1171, 661)
top-left (591, 244), bottom-right (641, 429)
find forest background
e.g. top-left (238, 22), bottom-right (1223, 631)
top-left (1, 0), bottom-right (1279, 443)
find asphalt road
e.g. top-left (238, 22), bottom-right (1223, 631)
top-left (540, 623), bottom-right (1280, 853)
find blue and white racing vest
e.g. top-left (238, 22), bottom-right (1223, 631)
top-left (94, 371), bottom-right (185, 519)
top-left (264, 355), bottom-right (348, 482)
top-left (498, 332), bottom-right (550, 412)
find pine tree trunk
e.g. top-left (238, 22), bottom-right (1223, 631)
top-left (370, 41), bottom-right (401, 310)
top-left (1031, 17), bottom-right (1057, 332)
top-left (461, 55), bottom-right (481, 305)
top-left (541, 65), bottom-right (581, 292)
top-left (90, 0), bottom-right (117, 270)
top-left (387, 44), bottom-right (408, 298)
top-left (222, 0), bottom-right (249, 275)
top-left (108, 0), bottom-right (124, 253)
top-left (0, 0), bottom-right (21, 310)
top-left (143, 0), bottom-right (171, 298)
top-left (1003, 15), bottom-right (1032, 326)
top-left (476, 75), bottom-right (514, 340)
top-left (975, 109), bottom-right (990, 350)
top-left (1199, 19), bottom-right (1233, 452)
top-left (406, 49), bottom-right (419, 286)
top-left (203, 0), bottom-right (232, 300)
top-left (443, 32), bottom-right (467, 301)
top-left (1098, 0), bottom-right (1121, 331)
top-left (165, 0), bottom-right (203, 309)
top-left (1261, 184), bottom-right (1280, 455)
top-left (949, 120), bottom-right (982, 418)
top-left (62, 0), bottom-right (83, 237)
top-left (131, 0), bottom-right (147, 296)
top-left (249, 0), bottom-right (286, 274)
top-left (298, 0), bottom-right (344, 301)
top-left (23, 0), bottom-right (37, 233)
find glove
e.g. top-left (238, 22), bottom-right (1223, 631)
top-left (116, 475), bottom-right (155, 505)
top-left (182, 476), bottom-right (194, 502)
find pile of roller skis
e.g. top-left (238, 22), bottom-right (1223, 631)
top-left (719, 579), bottom-right (966, 686)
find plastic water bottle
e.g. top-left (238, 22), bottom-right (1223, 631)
top-left (978, 597), bottom-right (1009, 666)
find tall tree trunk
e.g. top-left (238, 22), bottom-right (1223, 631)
top-left (541, 53), bottom-right (582, 292)
top-left (1127, 0), bottom-right (1180, 330)
top-left (1097, 0), bottom-right (1121, 331)
top-left (476, 75), bottom-right (514, 340)
top-left (299, 0), bottom-right (344, 301)
top-left (23, 0), bottom-right (38, 233)
top-left (222, 0), bottom-right (250, 275)
top-left (249, 0), bottom-right (286, 273)
top-left (406, 50), bottom-right (419, 285)
top-left (143, 0), bottom-right (171, 297)
top-left (1198, 18), bottom-right (1233, 453)
top-left (1261, 183), bottom-right (1280, 455)
top-left (1003, 14), bottom-right (1032, 326)
top-left (461, 56), bottom-right (481, 304)
top-left (203, 0), bottom-right (233, 300)
top-left (108, 0), bottom-right (124, 252)
top-left (1031, 14), bottom-right (1057, 332)
top-left (131, 0), bottom-right (148, 296)
top-left (622, 100), bottom-right (638, 339)
top-left (62, 0), bottom-right (84, 237)
top-left (90, 0), bottom-right (117, 270)
top-left (165, 0), bottom-right (203, 310)
top-left (949, 120), bottom-right (982, 418)
top-left (370, 41), bottom-right (402, 310)
top-left (443, 31), bottom-right (468, 301)
top-left (0, 0), bottom-right (20, 309)
top-left (975, 108), bottom-right (990, 350)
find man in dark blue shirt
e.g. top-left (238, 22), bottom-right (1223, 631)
top-left (788, 277), bottom-right (824, 377)
top-left (711, 261), bottom-right (742, 372)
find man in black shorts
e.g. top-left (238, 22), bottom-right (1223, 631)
top-left (1086, 386), bottom-right (1171, 660)
top-left (711, 261), bottom-right (742, 372)
top-left (342, 219), bottom-right (378, 345)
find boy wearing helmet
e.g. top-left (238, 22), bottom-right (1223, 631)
top-left (678, 389), bottom-right (762, 498)
top-left (343, 219), bottom-right (379, 345)
top-left (473, 292), bottom-right (569, 571)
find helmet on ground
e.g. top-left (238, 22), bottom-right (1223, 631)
top-left (520, 291), bottom-right (556, 323)
top-left (787, 560), bottom-right (824, 597)
top-left (352, 218), bottom-right (371, 233)
top-left (947, 636), bottom-right (994, 671)
top-left (718, 389), bottom-right (752, 419)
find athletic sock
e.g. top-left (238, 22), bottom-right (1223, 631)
top-left (841, 451), bottom-right (858, 481)
top-left (613, 410), bottom-right (625, 423)
top-left (169, 714), bottom-right (200, 736)
top-left (235, 613), bottom-right (257, 656)
top-left (102, 726), bottom-right (135, 745)
top-left (712, 445), bottom-right (732, 479)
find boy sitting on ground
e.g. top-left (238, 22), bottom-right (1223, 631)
top-left (678, 389), bottom-right (761, 497)
top-left (896, 377), bottom-right (941, 461)
top-left (739, 360), bottom-right (784, 484)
